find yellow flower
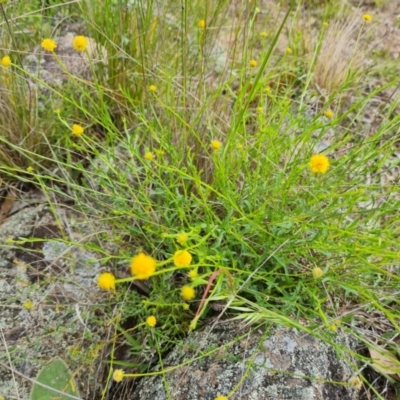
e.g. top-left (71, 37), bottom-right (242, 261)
top-left (328, 324), bottom-right (337, 332)
top-left (188, 269), bottom-right (198, 279)
top-left (23, 300), bottom-right (34, 310)
top-left (54, 108), bottom-right (61, 114)
top-left (237, 144), bottom-right (244, 149)
top-left (362, 14), bottom-right (372, 22)
top-left (312, 267), bottom-right (323, 279)
top-left (249, 59), bottom-right (258, 68)
top-left (324, 109), bottom-right (334, 119)
top-left (73, 35), bottom-right (88, 52)
top-left (323, 21), bottom-right (329, 27)
top-left (260, 31), bottom-right (268, 37)
top-left (5, 237), bottom-right (13, 243)
top-left (98, 272), bottom-right (116, 290)
top-left (72, 124), bottom-right (84, 136)
top-left (181, 285), bottom-right (195, 301)
top-left (348, 376), bottom-right (362, 389)
top-left (26, 166), bottom-right (34, 172)
top-left (286, 47), bottom-right (292, 54)
top-left (309, 154), bottom-right (330, 174)
top-left (1, 56), bottom-right (11, 68)
top-left (215, 396), bottom-right (228, 400)
top-left (112, 369), bottom-right (125, 383)
top-left (257, 106), bottom-right (263, 113)
top-left (174, 250), bottom-right (192, 267)
top-left (130, 252), bottom-right (156, 280)
top-left (146, 315), bottom-right (157, 327)
top-left (265, 86), bottom-right (271, 93)
top-left (144, 151), bottom-right (154, 161)
top-left (211, 140), bottom-right (222, 150)
top-left (148, 85), bottom-right (157, 92)
top-left (41, 38), bottom-right (57, 52)
top-left (198, 20), bottom-right (206, 28)
top-left (177, 232), bottom-right (188, 245)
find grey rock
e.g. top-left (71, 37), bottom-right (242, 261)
top-left (0, 204), bottom-right (47, 268)
top-left (132, 321), bottom-right (360, 400)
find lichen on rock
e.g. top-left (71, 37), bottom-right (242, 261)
top-left (132, 321), bottom-right (360, 400)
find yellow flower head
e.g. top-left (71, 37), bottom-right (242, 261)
top-left (324, 109), bottom-right (334, 119)
top-left (98, 272), bottom-right (116, 290)
top-left (211, 140), bottom-right (222, 150)
top-left (198, 20), bottom-right (206, 28)
top-left (41, 38), bottom-right (57, 52)
top-left (312, 267), bottom-right (323, 279)
top-left (237, 144), bottom-right (244, 149)
top-left (362, 14), bottom-right (372, 22)
top-left (181, 285), bottom-right (195, 301)
top-left (215, 396), bottom-right (228, 400)
top-left (174, 250), bottom-right (192, 267)
top-left (148, 84), bottom-right (157, 92)
top-left (23, 300), bottom-right (34, 310)
top-left (144, 151), bottom-right (154, 161)
top-left (177, 232), bottom-right (188, 245)
top-left (260, 31), bottom-right (268, 38)
top-left (130, 252), bottom-right (156, 280)
top-left (1, 56), bottom-right (11, 68)
top-left (249, 59), bottom-right (258, 68)
top-left (188, 269), bottom-right (198, 279)
top-left (323, 21), bottom-right (329, 27)
top-left (146, 315), bottom-right (157, 327)
top-left (26, 166), bottom-right (34, 172)
top-left (309, 154), bottom-right (330, 174)
top-left (112, 369), bottom-right (125, 383)
top-left (257, 106), bottom-right (263, 113)
top-left (286, 47), bottom-right (293, 54)
top-left (72, 124), bottom-right (84, 136)
top-left (73, 35), bottom-right (88, 52)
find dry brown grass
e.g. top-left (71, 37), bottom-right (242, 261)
top-left (309, 16), bottom-right (369, 94)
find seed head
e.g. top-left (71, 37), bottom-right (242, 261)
top-left (177, 232), bottom-right (188, 244)
top-left (312, 267), bottom-right (323, 279)
top-left (113, 369), bottom-right (125, 383)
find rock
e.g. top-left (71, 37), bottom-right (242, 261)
top-left (132, 321), bottom-right (360, 400)
top-left (0, 204), bottom-right (47, 268)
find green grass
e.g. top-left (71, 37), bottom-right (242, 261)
top-left (1, 0), bottom-right (400, 398)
